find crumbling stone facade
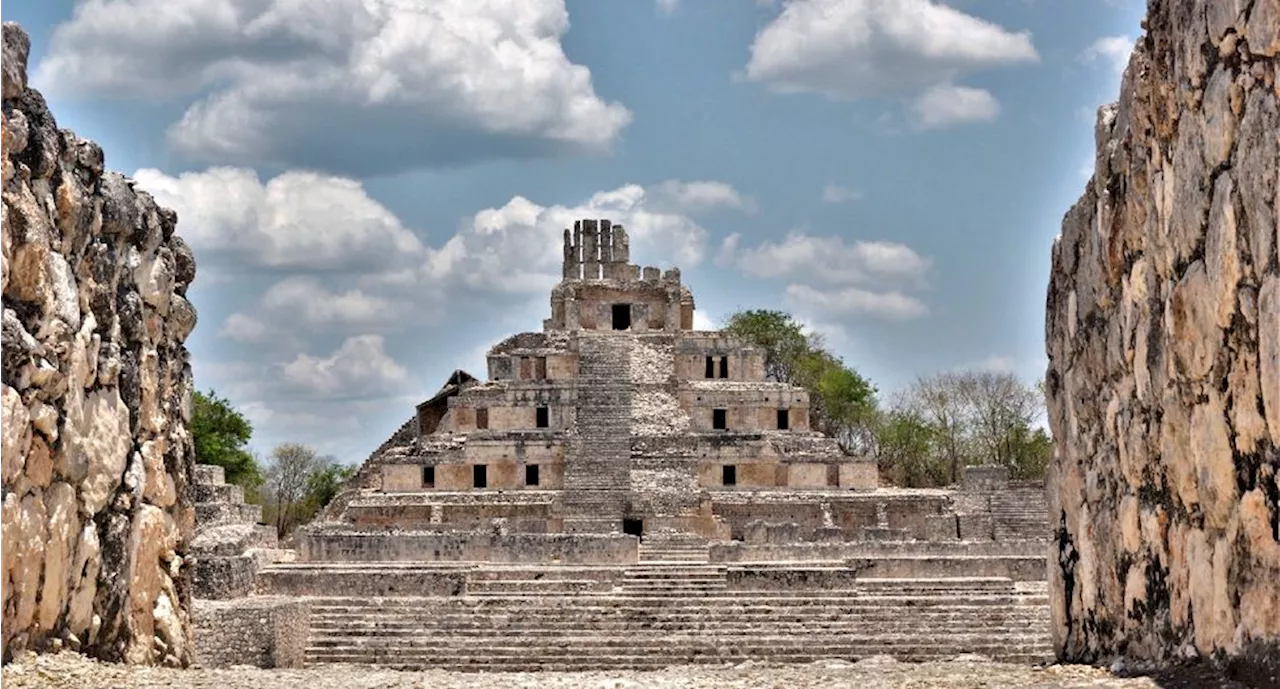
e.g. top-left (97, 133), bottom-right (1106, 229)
top-left (316, 219), bottom-right (881, 547)
top-left (1045, 0), bottom-right (1279, 676)
top-left (1, 23), bottom-right (198, 664)
top-left (309, 221), bottom-right (1049, 563)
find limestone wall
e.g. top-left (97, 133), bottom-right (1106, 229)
top-left (297, 529), bottom-right (639, 564)
top-left (1, 24), bottom-right (197, 664)
top-left (1045, 0), bottom-right (1279, 671)
top-left (191, 598), bottom-right (309, 669)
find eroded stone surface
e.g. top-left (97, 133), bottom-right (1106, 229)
top-left (0, 651), bottom-right (1262, 689)
top-left (1046, 0), bottom-right (1280, 674)
top-left (1, 22), bottom-right (197, 665)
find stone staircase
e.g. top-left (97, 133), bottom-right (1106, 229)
top-left (192, 464), bottom-right (294, 598)
top-left (562, 332), bottom-right (633, 533)
top-left (990, 484), bottom-right (1050, 541)
top-left (620, 564), bottom-right (727, 594)
top-left (301, 576), bottom-right (1053, 670)
top-left (638, 533), bottom-right (711, 563)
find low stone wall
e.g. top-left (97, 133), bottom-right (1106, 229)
top-left (256, 565), bottom-right (468, 597)
top-left (297, 528), bottom-right (639, 564)
top-left (726, 565), bottom-right (862, 590)
top-left (843, 555), bottom-right (1047, 582)
top-left (191, 597), bottom-right (309, 668)
top-left (711, 539), bottom-right (1048, 562)
top-left (725, 556), bottom-right (1045, 587)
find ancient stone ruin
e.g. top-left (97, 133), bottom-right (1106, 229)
top-left (1, 23), bottom-right (198, 664)
top-left (186, 219), bottom-right (1060, 670)
top-left (1046, 0), bottom-right (1279, 678)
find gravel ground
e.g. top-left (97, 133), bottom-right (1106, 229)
top-left (1, 652), bottom-right (1255, 689)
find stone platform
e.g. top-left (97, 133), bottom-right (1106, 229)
top-left (251, 556), bottom-right (1052, 671)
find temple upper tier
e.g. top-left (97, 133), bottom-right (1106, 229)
top-left (544, 219), bottom-right (695, 331)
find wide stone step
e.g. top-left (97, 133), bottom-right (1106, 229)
top-left (468, 579), bottom-right (612, 594)
top-left (193, 482), bottom-right (245, 505)
top-left (309, 606), bottom-right (1050, 618)
top-left (305, 631), bottom-right (1054, 644)
top-left (191, 522), bottom-right (277, 556)
top-left (299, 587), bottom-right (1028, 603)
top-left (309, 607), bottom-right (1050, 623)
top-left (303, 643), bottom-right (1053, 665)
top-left (301, 657), bottom-right (1054, 673)
top-left (308, 619), bottom-right (1052, 632)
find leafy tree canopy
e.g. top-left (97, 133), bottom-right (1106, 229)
top-left (724, 309), bottom-right (878, 454)
top-left (191, 389), bottom-right (262, 489)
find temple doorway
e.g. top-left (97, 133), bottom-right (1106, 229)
top-left (622, 518), bottom-right (644, 540)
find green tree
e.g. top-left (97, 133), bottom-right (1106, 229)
top-left (303, 461), bottom-right (358, 513)
top-left (879, 371), bottom-right (1051, 486)
top-left (724, 309), bottom-right (878, 454)
top-left (723, 309), bottom-right (812, 383)
top-left (874, 409), bottom-right (945, 487)
top-left (797, 350), bottom-right (879, 454)
top-left (262, 446), bottom-right (357, 538)
top-left (1006, 425), bottom-right (1052, 481)
top-left (191, 390), bottom-right (262, 489)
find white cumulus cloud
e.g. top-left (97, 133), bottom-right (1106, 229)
top-left (1080, 35), bottom-right (1136, 73)
top-left (743, 0), bottom-right (1036, 127)
top-left (785, 284), bottom-right (928, 321)
top-left (134, 167), bottom-right (425, 271)
top-left (911, 83), bottom-right (1001, 129)
top-left (39, 0), bottom-right (631, 174)
top-left (719, 232), bottom-right (930, 287)
top-left (821, 184), bottom-right (862, 204)
top-left (281, 335), bottom-right (412, 398)
top-left (720, 231), bottom-right (932, 323)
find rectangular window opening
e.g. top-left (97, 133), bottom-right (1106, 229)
top-left (722, 465), bottom-right (737, 487)
top-left (712, 408), bottom-right (727, 430)
top-left (612, 303), bottom-right (631, 330)
top-left (525, 464), bottom-right (540, 487)
top-left (422, 465), bottom-right (435, 488)
top-left (473, 464), bottom-right (488, 489)
top-left (475, 407), bottom-right (489, 430)
top-left (535, 356), bottom-right (547, 380)
top-left (718, 356), bottom-right (729, 379)
top-left (777, 408), bottom-right (790, 430)
top-left (623, 518), bottom-right (644, 538)
top-left (705, 356), bottom-right (715, 379)
top-left (536, 406), bottom-right (549, 428)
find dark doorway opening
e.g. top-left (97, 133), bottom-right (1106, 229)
top-left (525, 464), bottom-right (540, 487)
top-left (473, 464), bottom-right (488, 489)
top-left (422, 465), bottom-right (435, 488)
top-left (712, 408), bottom-right (727, 430)
top-left (722, 465), bottom-right (737, 486)
top-left (718, 357), bottom-right (729, 378)
top-left (623, 518), bottom-right (644, 539)
top-left (777, 408), bottom-right (790, 430)
top-left (705, 356), bottom-right (715, 378)
top-left (476, 407), bottom-right (489, 430)
top-left (536, 406), bottom-right (549, 428)
top-left (612, 304), bottom-right (631, 330)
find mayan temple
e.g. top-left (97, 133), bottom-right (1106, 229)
top-left (321, 218), bottom-right (881, 540)
top-left (169, 219), bottom-right (1060, 670)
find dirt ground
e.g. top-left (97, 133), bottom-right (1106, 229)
top-left (1, 651), bottom-right (1260, 689)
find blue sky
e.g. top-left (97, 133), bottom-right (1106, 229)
top-left (4, 0), bottom-right (1146, 462)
